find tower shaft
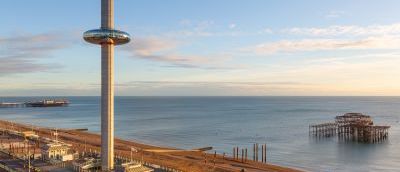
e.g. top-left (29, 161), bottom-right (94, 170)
top-left (101, 0), bottom-right (114, 171)
top-left (101, 43), bottom-right (114, 170)
top-left (101, 0), bottom-right (114, 29)
top-left (84, 0), bottom-right (130, 170)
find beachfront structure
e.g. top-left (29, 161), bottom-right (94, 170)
top-left (83, 0), bottom-right (131, 170)
top-left (310, 113), bottom-right (390, 143)
top-left (21, 131), bottom-right (39, 140)
top-left (41, 143), bottom-right (73, 161)
top-left (73, 158), bottom-right (102, 171)
top-left (119, 162), bottom-right (154, 172)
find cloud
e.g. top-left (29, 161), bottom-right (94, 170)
top-left (262, 28), bottom-right (273, 34)
top-left (0, 33), bottom-right (67, 57)
top-left (25, 81), bottom-right (308, 89)
top-left (168, 20), bottom-right (271, 38)
top-left (283, 23), bottom-right (400, 36)
top-left (325, 10), bottom-right (347, 18)
top-left (121, 37), bottom-right (205, 64)
top-left (170, 20), bottom-right (215, 37)
top-left (125, 37), bottom-right (177, 57)
top-left (0, 58), bottom-right (60, 76)
top-left (245, 36), bottom-right (400, 55)
top-left (279, 53), bottom-right (400, 95)
top-left (246, 23), bottom-right (400, 55)
top-left (170, 20), bottom-right (259, 37)
top-left (113, 80), bottom-right (313, 96)
top-left (0, 87), bottom-right (98, 97)
top-left (118, 81), bottom-right (307, 87)
top-left (0, 33), bottom-right (68, 76)
top-left (121, 37), bottom-right (233, 69)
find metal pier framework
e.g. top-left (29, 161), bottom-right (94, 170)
top-left (310, 113), bottom-right (390, 143)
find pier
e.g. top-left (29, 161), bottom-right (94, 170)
top-left (0, 102), bottom-right (25, 108)
top-left (310, 113), bottom-right (390, 143)
top-left (0, 99), bottom-right (68, 108)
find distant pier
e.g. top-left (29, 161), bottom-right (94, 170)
top-left (0, 102), bottom-right (25, 108)
top-left (0, 99), bottom-right (68, 108)
top-left (310, 113), bottom-right (390, 143)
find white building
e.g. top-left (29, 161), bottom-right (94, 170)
top-left (41, 143), bottom-right (73, 161)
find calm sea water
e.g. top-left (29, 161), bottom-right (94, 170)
top-left (0, 96), bottom-right (399, 172)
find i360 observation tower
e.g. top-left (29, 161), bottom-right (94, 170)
top-left (83, 0), bottom-right (131, 170)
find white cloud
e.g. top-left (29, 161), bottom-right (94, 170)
top-left (229, 23), bottom-right (236, 29)
top-left (246, 36), bottom-right (400, 55)
top-left (121, 37), bottom-right (233, 69)
top-left (0, 33), bottom-right (68, 76)
top-left (125, 37), bottom-right (178, 57)
top-left (119, 81), bottom-right (306, 87)
top-left (283, 23), bottom-right (400, 36)
top-left (169, 20), bottom-right (215, 37)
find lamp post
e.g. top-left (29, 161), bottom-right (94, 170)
top-left (24, 138), bottom-right (31, 172)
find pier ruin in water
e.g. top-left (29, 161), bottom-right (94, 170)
top-left (310, 113), bottom-right (390, 143)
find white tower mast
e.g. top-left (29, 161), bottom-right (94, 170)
top-left (83, 0), bottom-right (131, 170)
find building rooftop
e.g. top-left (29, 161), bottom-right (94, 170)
top-left (121, 162), bottom-right (153, 172)
top-left (43, 142), bottom-right (71, 150)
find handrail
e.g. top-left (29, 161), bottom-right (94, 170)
top-left (0, 163), bottom-right (18, 172)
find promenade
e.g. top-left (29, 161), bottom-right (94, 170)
top-left (0, 120), bottom-right (301, 172)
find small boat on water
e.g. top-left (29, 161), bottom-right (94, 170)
top-left (25, 99), bottom-right (69, 107)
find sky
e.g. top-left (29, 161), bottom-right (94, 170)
top-left (1, 0), bottom-right (400, 96)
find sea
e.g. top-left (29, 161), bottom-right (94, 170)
top-left (0, 96), bottom-right (399, 172)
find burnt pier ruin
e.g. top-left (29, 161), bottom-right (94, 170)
top-left (310, 113), bottom-right (390, 143)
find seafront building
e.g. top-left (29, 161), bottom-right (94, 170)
top-left (1, 126), bottom-right (158, 172)
top-left (72, 158), bottom-right (102, 171)
top-left (21, 131), bottom-right (39, 140)
top-left (41, 142), bottom-right (74, 161)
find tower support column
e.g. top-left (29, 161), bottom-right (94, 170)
top-left (83, 0), bottom-right (131, 170)
top-left (101, 42), bottom-right (114, 171)
top-left (101, 0), bottom-right (114, 171)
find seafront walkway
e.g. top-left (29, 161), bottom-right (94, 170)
top-left (0, 120), bottom-right (302, 172)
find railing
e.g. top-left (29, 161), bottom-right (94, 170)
top-left (0, 163), bottom-right (18, 172)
